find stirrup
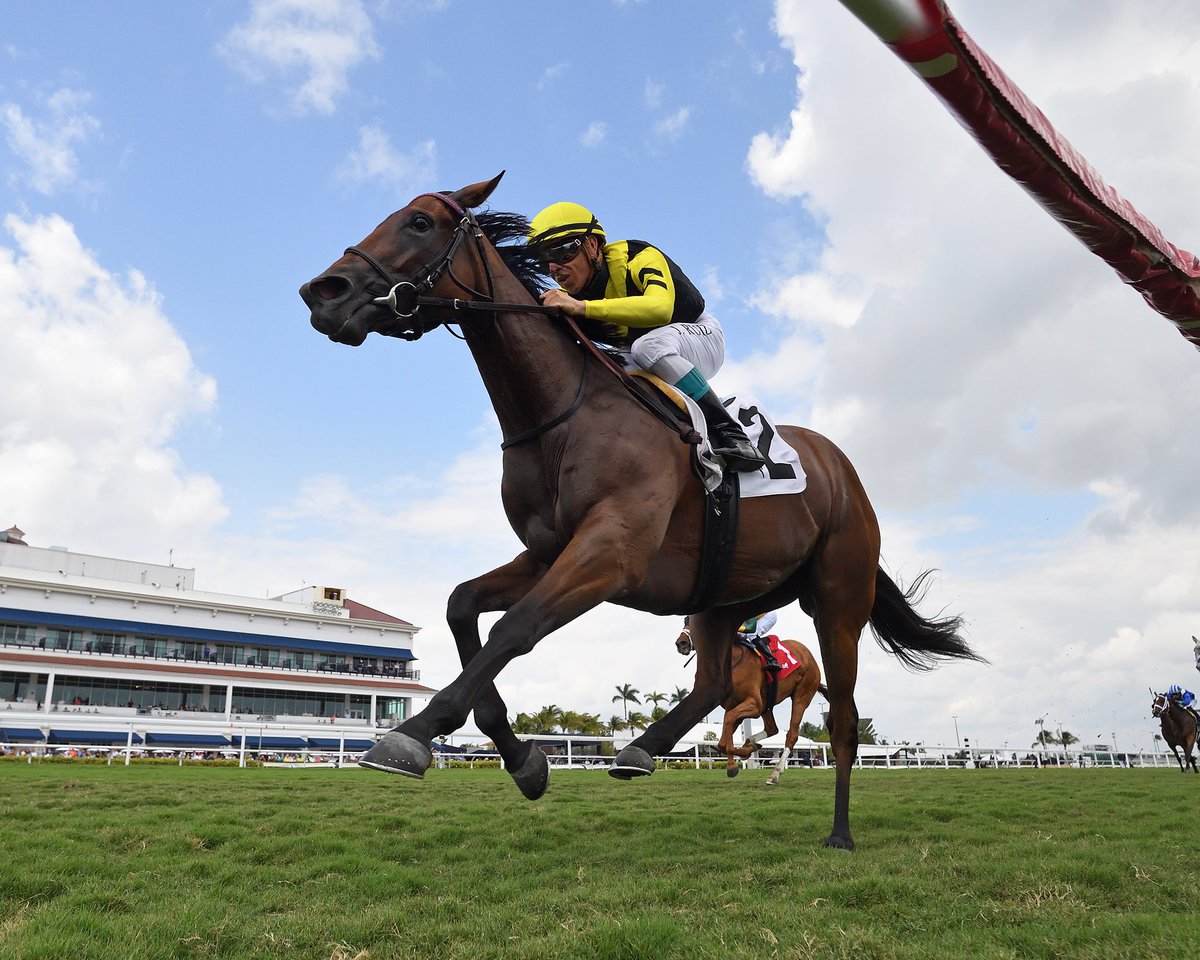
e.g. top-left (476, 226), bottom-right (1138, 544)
top-left (710, 431), bottom-right (765, 472)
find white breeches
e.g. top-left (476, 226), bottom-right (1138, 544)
top-left (625, 310), bottom-right (725, 381)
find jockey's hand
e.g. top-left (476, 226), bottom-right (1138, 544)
top-left (539, 287), bottom-right (586, 318)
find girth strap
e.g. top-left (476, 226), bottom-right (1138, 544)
top-left (681, 466), bottom-right (740, 614)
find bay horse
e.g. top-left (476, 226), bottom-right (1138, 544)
top-left (299, 173), bottom-right (981, 850)
top-left (1151, 691), bottom-right (1198, 773)
top-left (676, 618), bottom-right (826, 783)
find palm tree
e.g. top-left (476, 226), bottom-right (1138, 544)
top-left (613, 684), bottom-right (640, 720)
top-left (1032, 729), bottom-right (1057, 749)
top-left (669, 686), bottom-right (689, 706)
top-left (645, 690), bottom-right (667, 710)
top-left (626, 711), bottom-right (649, 732)
top-left (607, 714), bottom-right (627, 736)
top-left (532, 704), bottom-right (563, 733)
top-left (512, 712), bottom-right (538, 735)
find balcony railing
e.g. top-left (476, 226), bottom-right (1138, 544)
top-left (0, 637), bottom-right (419, 681)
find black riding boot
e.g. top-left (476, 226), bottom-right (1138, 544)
top-left (753, 637), bottom-right (782, 673)
top-left (695, 390), bottom-right (766, 472)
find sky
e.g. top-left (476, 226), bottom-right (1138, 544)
top-left (3, 0), bottom-right (1199, 756)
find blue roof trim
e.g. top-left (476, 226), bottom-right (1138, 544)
top-left (307, 737), bottom-right (374, 750)
top-left (235, 735), bottom-right (309, 749)
top-left (1, 727), bottom-right (45, 740)
top-left (48, 729), bottom-right (144, 744)
top-left (0, 607), bottom-right (415, 661)
top-left (144, 733), bottom-right (231, 747)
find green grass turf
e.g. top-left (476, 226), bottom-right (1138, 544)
top-left (1, 763), bottom-right (1196, 959)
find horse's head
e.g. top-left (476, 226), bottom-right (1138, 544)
top-left (1151, 692), bottom-right (1168, 717)
top-left (675, 620), bottom-right (695, 657)
top-left (300, 173), bottom-right (505, 345)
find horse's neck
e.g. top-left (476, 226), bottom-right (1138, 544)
top-left (464, 260), bottom-right (589, 441)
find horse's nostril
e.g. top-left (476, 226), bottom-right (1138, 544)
top-left (310, 276), bottom-right (350, 302)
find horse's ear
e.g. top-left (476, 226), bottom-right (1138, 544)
top-left (452, 172), bottom-right (505, 210)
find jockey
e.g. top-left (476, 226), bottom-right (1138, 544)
top-left (528, 202), bottom-right (765, 473)
top-left (737, 611), bottom-right (781, 673)
top-left (1168, 683), bottom-right (1200, 724)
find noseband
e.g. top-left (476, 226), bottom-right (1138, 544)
top-left (342, 193), bottom-right (492, 341)
top-left (343, 192), bottom-right (559, 341)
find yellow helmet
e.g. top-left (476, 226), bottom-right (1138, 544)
top-left (528, 201), bottom-right (606, 247)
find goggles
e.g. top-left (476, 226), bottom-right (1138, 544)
top-left (538, 236), bottom-right (586, 267)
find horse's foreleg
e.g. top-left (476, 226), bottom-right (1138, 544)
top-left (393, 515), bottom-right (663, 780)
top-left (362, 552), bottom-right (549, 791)
top-left (721, 698), bottom-right (765, 776)
top-left (445, 553), bottom-right (551, 796)
top-left (616, 609), bottom-right (741, 776)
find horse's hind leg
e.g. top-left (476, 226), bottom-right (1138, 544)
top-left (616, 608), bottom-right (740, 776)
top-left (363, 552), bottom-right (550, 797)
top-left (767, 681), bottom-right (818, 786)
top-left (804, 536), bottom-right (876, 850)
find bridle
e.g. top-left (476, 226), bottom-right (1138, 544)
top-left (338, 191), bottom-right (699, 453)
top-left (343, 191), bottom-right (558, 341)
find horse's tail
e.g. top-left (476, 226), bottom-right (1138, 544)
top-left (868, 567), bottom-right (983, 671)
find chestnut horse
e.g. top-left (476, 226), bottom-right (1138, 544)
top-left (1151, 692), bottom-right (1198, 772)
top-left (676, 618), bottom-right (826, 783)
top-left (300, 173), bottom-right (981, 850)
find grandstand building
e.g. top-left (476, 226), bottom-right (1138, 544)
top-left (0, 528), bottom-right (435, 756)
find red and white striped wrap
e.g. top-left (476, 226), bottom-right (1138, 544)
top-left (838, 0), bottom-right (1200, 352)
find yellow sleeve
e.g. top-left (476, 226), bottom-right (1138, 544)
top-left (583, 245), bottom-right (675, 329)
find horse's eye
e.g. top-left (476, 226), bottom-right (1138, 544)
top-left (411, 214), bottom-right (433, 232)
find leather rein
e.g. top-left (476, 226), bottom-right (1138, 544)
top-left (343, 192), bottom-right (698, 450)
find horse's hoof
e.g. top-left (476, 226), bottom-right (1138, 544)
top-left (358, 731), bottom-right (432, 778)
top-left (726, 765), bottom-right (740, 778)
top-left (822, 833), bottom-right (855, 852)
top-left (609, 745), bottom-right (655, 780)
top-left (510, 742), bottom-right (550, 800)
top-left (765, 777), bottom-right (779, 786)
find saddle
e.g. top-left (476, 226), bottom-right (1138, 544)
top-left (625, 372), bottom-right (740, 614)
top-left (566, 330), bottom-right (742, 615)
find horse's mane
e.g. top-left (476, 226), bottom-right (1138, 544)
top-left (477, 208), bottom-right (552, 300)
top-left (476, 209), bottom-right (550, 301)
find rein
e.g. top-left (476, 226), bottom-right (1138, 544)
top-left (344, 191), bottom-right (560, 341)
top-left (347, 192), bottom-right (699, 450)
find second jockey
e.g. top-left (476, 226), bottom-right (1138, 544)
top-left (1168, 683), bottom-right (1200, 725)
top-left (738, 611), bottom-right (782, 674)
top-left (528, 201), bottom-right (766, 473)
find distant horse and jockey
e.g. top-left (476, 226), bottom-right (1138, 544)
top-left (676, 614), bottom-right (826, 784)
top-left (1152, 688), bottom-right (1199, 773)
top-left (301, 174), bottom-right (981, 850)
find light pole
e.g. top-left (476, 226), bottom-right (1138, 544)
top-left (952, 715), bottom-right (961, 748)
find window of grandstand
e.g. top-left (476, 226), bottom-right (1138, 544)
top-left (44, 628), bottom-right (84, 651)
top-left (51, 675), bottom-right (224, 712)
top-left (0, 623), bottom-right (35, 646)
top-left (2, 670), bottom-right (46, 702)
top-left (228, 687), bottom-right (372, 718)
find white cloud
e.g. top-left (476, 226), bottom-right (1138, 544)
top-left (536, 62), bottom-right (568, 91)
top-left (335, 126), bottom-right (437, 197)
top-left (0, 213), bottom-right (224, 558)
top-left (579, 121), bottom-right (606, 149)
top-left (1, 89), bottom-right (99, 195)
top-left (644, 78), bottom-right (664, 108)
top-left (654, 106), bottom-right (692, 142)
top-left (220, 0), bottom-right (380, 115)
